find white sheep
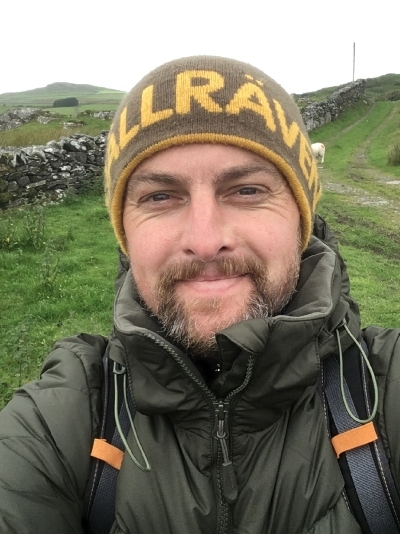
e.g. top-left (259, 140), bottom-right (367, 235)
top-left (311, 142), bottom-right (325, 163)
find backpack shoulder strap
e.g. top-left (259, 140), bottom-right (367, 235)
top-left (82, 347), bottom-right (133, 533)
top-left (322, 341), bottom-right (400, 533)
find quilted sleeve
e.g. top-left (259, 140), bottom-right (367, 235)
top-left (0, 333), bottom-right (106, 534)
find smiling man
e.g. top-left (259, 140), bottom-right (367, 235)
top-left (1, 56), bottom-right (400, 534)
top-left (123, 144), bottom-right (302, 355)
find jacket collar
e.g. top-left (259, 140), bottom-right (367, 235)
top-left (111, 237), bottom-right (361, 426)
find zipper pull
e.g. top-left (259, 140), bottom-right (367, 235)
top-left (213, 402), bottom-right (238, 504)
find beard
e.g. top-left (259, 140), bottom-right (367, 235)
top-left (133, 243), bottom-right (302, 357)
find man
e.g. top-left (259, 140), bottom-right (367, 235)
top-left (0, 56), bottom-right (399, 534)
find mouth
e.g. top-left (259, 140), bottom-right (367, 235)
top-left (175, 273), bottom-right (249, 295)
top-left (185, 273), bottom-right (246, 283)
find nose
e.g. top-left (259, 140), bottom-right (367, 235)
top-left (181, 196), bottom-right (235, 262)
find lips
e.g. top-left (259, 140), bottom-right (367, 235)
top-left (183, 273), bottom-right (245, 283)
top-left (175, 273), bottom-right (250, 296)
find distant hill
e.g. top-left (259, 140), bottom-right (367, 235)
top-left (0, 82), bottom-right (126, 108)
top-left (1, 73), bottom-right (400, 111)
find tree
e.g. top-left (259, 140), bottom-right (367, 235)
top-left (53, 97), bottom-right (79, 108)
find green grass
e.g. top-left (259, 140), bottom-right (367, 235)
top-left (337, 245), bottom-right (400, 328)
top-left (317, 194), bottom-right (400, 330)
top-left (309, 101), bottom-right (373, 144)
top-left (0, 115), bottom-right (112, 147)
top-left (0, 193), bottom-right (118, 407)
top-left (311, 102), bottom-right (391, 174)
top-left (311, 100), bottom-right (400, 331)
top-left (368, 107), bottom-right (400, 171)
top-left (365, 73), bottom-right (400, 100)
top-left (318, 191), bottom-right (400, 260)
top-left (312, 101), bottom-right (400, 205)
top-left (47, 103), bottom-right (119, 115)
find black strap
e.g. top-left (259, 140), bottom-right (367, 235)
top-left (83, 356), bottom-right (132, 534)
top-left (322, 341), bottom-right (400, 533)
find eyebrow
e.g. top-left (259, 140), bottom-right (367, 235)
top-left (213, 162), bottom-right (285, 185)
top-left (125, 172), bottom-right (180, 198)
top-left (126, 161), bottom-right (285, 196)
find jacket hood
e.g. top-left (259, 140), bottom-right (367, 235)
top-left (110, 230), bottom-right (361, 431)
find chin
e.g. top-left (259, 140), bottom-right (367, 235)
top-left (192, 307), bottom-right (248, 334)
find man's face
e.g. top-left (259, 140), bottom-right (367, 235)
top-left (123, 144), bottom-right (302, 354)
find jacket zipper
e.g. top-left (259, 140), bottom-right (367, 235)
top-left (138, 332), bottom-right (255, 534)
top-left (213, 401), bottom-right (238, 504)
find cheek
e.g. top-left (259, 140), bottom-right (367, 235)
top-left (127, 234), bottom-right (159, 281)
top-left (246, 214), bottom-right (300, 263)
top-left (124, 214), bottom-right (156, 264)
top-left (124, 222), bottom-right (174, 294)
top-left (250, 218), bottom-right (298, 247)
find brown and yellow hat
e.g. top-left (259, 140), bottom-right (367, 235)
top-left (105, 55), bottom-right (321, 253)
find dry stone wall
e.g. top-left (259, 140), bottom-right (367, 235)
top-left (0, 132), bottom-right (107, 207)
top-left (0, 108), bottom-right (57, 131)
top-left (299, 79), bottom-right (366, 131)
top-left (0, 80), bottom-right (366, 208)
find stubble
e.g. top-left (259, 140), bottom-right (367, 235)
top-left (133, 245), bottom-right (301, 356)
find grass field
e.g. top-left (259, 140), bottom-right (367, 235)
top-left (1, 99), bottom-right (400, 409)
top-left (310, 99), bottom-right (400, 328)
top-left (0, 193), bottom-right (117, 407)
top-left (49, 103), bottom-right (119, 115)
top-left (0, 114), bottom-right (113, 146)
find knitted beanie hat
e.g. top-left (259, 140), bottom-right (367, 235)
top-left (105, 55), bottom-right (321, 253)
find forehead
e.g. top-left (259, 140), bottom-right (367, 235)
top-left (128, 143), bottom-right (286, 186)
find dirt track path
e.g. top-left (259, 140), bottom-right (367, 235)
top-left (318, 102), bottom-right (400, 215)
top-left (324, 101), bottom-right (377, 148)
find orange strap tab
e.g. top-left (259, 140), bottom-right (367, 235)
top-left (91, 438), bottom-right (124, 470)
top-left (331, 422), bottom-right (378, 458)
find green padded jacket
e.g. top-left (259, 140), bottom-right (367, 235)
top-left (0, 233), bottom-right (399, 534)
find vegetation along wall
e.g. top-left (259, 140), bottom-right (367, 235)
top-left (0, 80), bottom-right (366, 208)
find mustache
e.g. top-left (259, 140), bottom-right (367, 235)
top-left (157, 256), bottom-right (268, 291)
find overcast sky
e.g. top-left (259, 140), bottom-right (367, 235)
top-left (2, 0), bottom-right (398, 97)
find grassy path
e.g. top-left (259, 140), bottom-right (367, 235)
top-left (313, 99), bottom-right (400, 330)
top-left (317, 101), bottom-right (400, 222)
top-left (323, 101), bottom-right (377, 147)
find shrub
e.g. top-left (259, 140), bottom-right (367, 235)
top-left (0, 212), bottom-right (20, 249)
top-left (53, 97), bottom-right (79, 108)
top-left (39, 243), bottom-right (59, 292)
top-left (383, 90), bottom-right (400, 102)
top-left (387, 137), bottom-right (400, 165)
top-left (23, 206), bottom-right (46, 250)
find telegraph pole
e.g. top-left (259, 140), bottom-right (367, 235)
top-left (353, 42), bottom-right (356, 81)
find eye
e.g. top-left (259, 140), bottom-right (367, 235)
top-left (238, 186), bottom-right (259, 195)
top-left (144, 192), bottom-right (171, 202)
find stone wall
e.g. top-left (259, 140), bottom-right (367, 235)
top-left (0, 132), bottom-right (107, 207)
top-left (0, 108), bottom-right (56, 131)
top-left (0, 80), bottom-right (366, 208)
top-left (299, 79), bottom-right (366, 131)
